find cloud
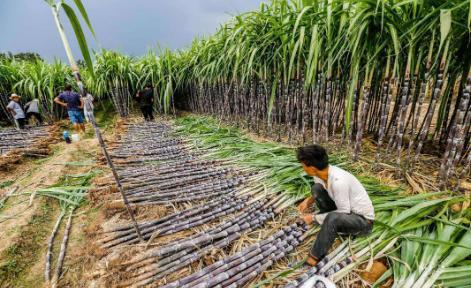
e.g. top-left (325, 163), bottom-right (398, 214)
top-left (0, 0), bottom-right (265, 61)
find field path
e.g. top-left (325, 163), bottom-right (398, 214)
top-left (0, 138), bottom-right (99, 287)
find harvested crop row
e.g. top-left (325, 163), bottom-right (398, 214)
top-left (95, 119), bottom-right (469, 288)
top-left (93, 120), bottom-right (304, 288)
top-left (0, 125), bottom-right (58, 169)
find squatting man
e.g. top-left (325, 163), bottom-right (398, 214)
top-left (297, 145), bottom-right (374, 266)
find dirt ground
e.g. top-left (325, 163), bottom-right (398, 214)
top-left (0, 136), bottom-right (101, 287)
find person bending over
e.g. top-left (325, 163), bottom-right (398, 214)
top-left (25, 98), bottom-right (43, 125)
top-left (297, 145), bottom-right (374, 266)
top-left (54, 84), bottom-right (85, 133)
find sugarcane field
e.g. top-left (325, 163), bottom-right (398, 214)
top-left (1, 0), bottom-right (471, 287)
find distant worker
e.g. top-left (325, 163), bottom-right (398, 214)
top-left (82, 92), bottom-right (94, 123)
top-left (135, 83), bottom-right (154, 121)
top-left (54, 84), bottom-right (85, 134)
top-left (24, 98), bottom-right (43, 126)
top-left (297, 145), bottom-right (374, 267)
top-left (7, 94), bottom-right (27, 129)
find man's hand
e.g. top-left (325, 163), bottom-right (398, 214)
top-left (300, 214), bottom-right (315, 226)
top-left (298, 196), bottom-right (314, 213)
top-left (54, 97), bottom-right (67, 108)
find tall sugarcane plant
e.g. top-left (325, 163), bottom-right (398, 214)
top-left (94, 50), bottom-right (135, 117)
top-left (43, 0), bottom-right (144, 241)
top-left (2, 0), bottom-right (469, 188)
top-left (175, 0), bottom-right (471, 189)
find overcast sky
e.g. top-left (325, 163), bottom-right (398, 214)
top-left (0, 0), bottom-right (265, 62)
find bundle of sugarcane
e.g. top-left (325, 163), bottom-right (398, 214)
top-left (158, 222), bottom-right (308, 288)
top-left (120, 164), bottom-right (234, 186)
top-left (101, 121), bottom-right (264, 209)
top-left (121, 170), bottom-right (254, 195)
top-left (0, 125), bottom-right (55, 169)
top-left (105, 159), bottom-right (259, 206)
top-left (99, 195), bottom-right (252, 248)
top-left (0, 126), bottom-right (50, 155)
top-left (93, 159), bottom-right (227, 187)
top-left (118, 201), bottom-right (279, 287)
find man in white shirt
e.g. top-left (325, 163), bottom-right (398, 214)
top-left (297, 145), bottom-right (374, 266)
top-left (24, 98), bottom-right (43, 125)
top-left (82, 93), bottom-right (94, 123)
top-left (7, 94), bottom-right (26, 129)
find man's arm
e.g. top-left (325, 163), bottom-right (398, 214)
top-left (314, 181), bottom-right (351, 225)
top-left (6, 106), bottom-right (16, 116)
top-left (79, 98), bottom-right (84, 109)
top-left (54, 96), bottom-right (67, 108)
top-left (298, 196), bottom-right (315, 213)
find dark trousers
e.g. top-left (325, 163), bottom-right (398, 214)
top-left (17, 118), bottom-right (26, 129)
top-left (310, 183), bottom-right (373, 259)
top-left (140, 106), bottom-right (154, 121)
top-left (26, 112), bottom-right (43, 125)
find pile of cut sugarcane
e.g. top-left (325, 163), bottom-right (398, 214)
top-left (94, 118), bottom-right (470, 288)
top-left (0, 125), bottom-right (56, 169)
top-left (93, 121), bottom-right (308, 287)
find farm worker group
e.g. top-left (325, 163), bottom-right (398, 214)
top-left (6, 94), bottom-right (43, 129)
top-left (6, 86), bottom-right (94, 132)
top-left (8, 82), bottom-right (154, 131)
top-left (297, 145), bottom-right (374, 267)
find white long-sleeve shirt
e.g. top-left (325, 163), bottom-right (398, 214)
top-left (313, 165), bottom-right (375, 224)
top-left (25, 99), bottom-right (40, 113)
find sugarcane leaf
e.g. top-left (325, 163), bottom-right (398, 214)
top-left (71, 0), bottom-right (95, 37)
top-left (442, 230), bottom-right (471, 267)
top-left (439, 276), bottom-right (471, 287)
top-left (400, 235), bottom-right (471, 250)
top-left (390, 198), bottom-right (452, 225)
top-left (427, 216), bottom-right (471, 232)
top-left (372, 268), bottom-right (392, 288)
top-left (267, 74), bottom-right (278, 121)
top-left (439, 9), bottom-right (452, 51)
top-left (292, 6), bottom-right (312, 37)
top-left (252, 260), bottom-right (305, 287)
top-left (61, 3), bottom-right (94, 76)
top-left (439, 266), bottom-right (471, 280)
top-left (469, 0), bottom-right (471, 29)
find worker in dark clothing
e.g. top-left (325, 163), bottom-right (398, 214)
top-left (54, 84), bottom-right (85, 133)
top-left (136, 83), bottom-right (154, 121)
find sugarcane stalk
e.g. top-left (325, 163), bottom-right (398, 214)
top-left (414, 40), bottom-right (450, 165)
top-left (395, 72), bottom-right (411, 173)
top-left (50, 209), bottom-right (73, 288)
top-left (50, 4), bottom-right (143, 242)
top-left (353, 71), bottom-right (371, 161)
top-left (45, 211), bottom-right (65, 283)
top-left (102, 198), bottom-right (250, 248)
top-left (439, 73), bottom-right (471, 187)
